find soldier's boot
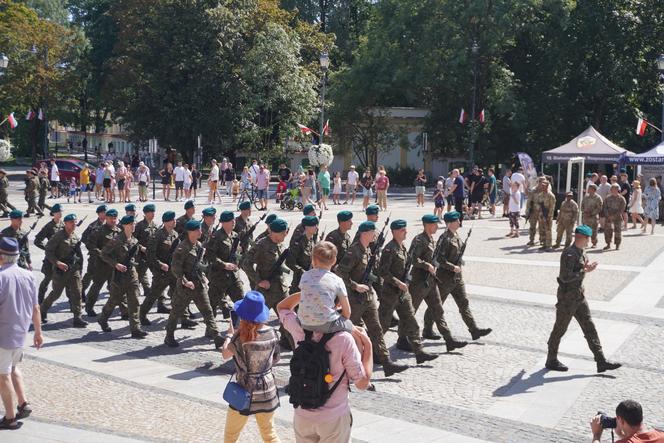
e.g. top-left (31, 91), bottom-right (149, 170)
top-left (597, 360), bottom-right (621, 373)
top-left (72, 317), bottom-right (88, 328)
top-left (553, 242), bottom-right (561, 249)
top-left (164, 331), bottom-right (179, 347)
top-left (131, 329), bottom-right (148, 339)
top-left (140, 315), bottom-right (151, 326)
top-left (98, 318), bottom-right (112, 332)
top-left (382, 360), bottom-right (408, 377)
top-left (180, 318), bottom-right (198, 329)
top-left (470, 328), bottom-right (492, 340)
top-left (445, 339), bottom-right (468, 353)
top-left (138, 303), bottom-right (152, 326)
top-left (395, 337), bottom-right (413, 352)
top-left (38, 288), bottom-right (46, 304)
top-left (545, 359), bottom-right (569, 372)
top-left (213, 335), bottom-right (225, 349)
top-left (86, 308), bottom-right (97, 317)
top-left (40, 308), bottom-right (48, 325)
top-left (156, 301), bottom-right (171, 314)
top-left (422, 327), bottom-right (442, 340)
top-left (602, 243), bottom-right (611, 250)
top-left (615, 242), bottom-right (620, 250)
top-left (415, 351), bottom-right (438, 364)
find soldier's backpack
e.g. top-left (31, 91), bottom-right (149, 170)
top-left (286, 330), bottom-right (346, 410)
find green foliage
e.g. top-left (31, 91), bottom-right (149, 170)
top-left (385, 165), bottom-right (419, 187)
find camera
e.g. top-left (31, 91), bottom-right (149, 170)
top-left (597, 411), bottom-right (617, 429)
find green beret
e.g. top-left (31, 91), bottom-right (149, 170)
top-left (162, 211), bottom-right (176, 222)
top-left (219, 210), bottom-right (235, 222)
top-left (125, 204), bottom-right (136, 212)
top-left (9, 210), bottom-right (23, 219)
top-left (337, 210), bottom-right (353, 222)
top-left (302, 216), bottom-right (319, 227)
top-left (202, 207), bottom-right (217, 217)
top-left (120, 215), bottom-right (135, 225)
top-left (365, 205), bottom-right (379, 215)
top-left (422, 214), bottom-right (440, 224)
top-left (269, 218), bottom-right (288, 233)
top-left (143, 204), bottom-right (156, 213)
top-left (106, 209), bottom-right (119, 218)
top-left (238, 201), bottom-right (251, 211)
top-left (50, 203), bottom-right (63, 215)
top-left (265, 214), bottom-right (277, 224)
top-left (358, 221), bottom-right (376, 232)
top-left (303, 204), bottom-right (316, 215)
top-left (390, 219), bottom-right (407, 230)
top-left (443, 211), bottom-right (461, 223)
top-left (184, 200), bottom-right (195, 210)
top-left (96, 204), bottom-right (107, 213)
top-left (575, 225), bottom-right (593, 237)
top-left (185, 219), bottom-right (201, 231)
top-left (63, 214), bottom-right (77, 222)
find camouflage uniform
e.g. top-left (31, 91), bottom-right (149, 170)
top-left (234, 215), bottom-right (251, 254)
top-left (603, 194), bottom-right (626, 248)
top-left (81, 218), bottom-right (104, 295)
top-left (175, 214), bottom-right (193, 238)
top-left (526, 188), bottom-right (541, 244)
top-left (1, 225), bottom-right (31, 270)
top-left (325, 228), bottom-right (351, 266)
top-left (255, 228), bottom-right (270, 244)
top-left (25, 176), bottom-right (43, 217)
top-left (0, 175), bottom-right (17, 216)
top-left (536, 188), bottom-right (557, 248)
top-left (85, 223), bottom-right (123, 313)
top-left (286, 232), bottom-right (314, 294)
top-left (141, 227), bottom-right (178, 318)
top-left (38, 175), bottom-right (51, 211)
top-left (555, 199), bottom-right (579, 248)
top-left (581, 193), bottom-right (603, 246)
top-left (34, 219), bottom-right (64, 303)
top-left (205, 228), bottom-right (244, 314)
top-left (134, 218), bottom-right (158, 302)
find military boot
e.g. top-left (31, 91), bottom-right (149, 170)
top-left (602, 244), bottom-right (611, 250)
top-left (98, 318), bottom-right (112, 332)
top-left (422, 327), bottom-right (441, 340)
top-left (85, 308), bottom-right (97, 317)
top-left (40, 308), bottom-right (48, 325)
top-left (140, 315), bottom-right (151, 326)
top-left (597, 360), bottom-right (621, 373)
top-left (72, 317), bottom-right (88, 328)
top-left (180, 318), bottom-right (198, 329)
top-left (164, 331), bottom-right (178, 347)
top-left (156, 301), bottom-right (171, 314)
top-left (415, 351), bottom-right (438, 364)
top-left (213, 335), bottom-right (225, 349)
top-left (382, 360), bottom-right (408, 377)
top-left (445, 339), bottom-right (468, 353)
top-left (395, 337), bottom-right (413, 352)
top-left (526, 240), bottom-right (535, 246)
top-left (545, 359), bottom-right (568, 372)
top-left (553, 243), bottom-right (561, 249)
top-left (131, 329), bottom-right (148, 339)
top-left (470, 328), bottom-right (492, 340)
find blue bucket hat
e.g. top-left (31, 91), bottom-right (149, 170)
top-left (234, 291), bottom-right (270, 323)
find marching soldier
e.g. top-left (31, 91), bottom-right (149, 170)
top-left (175, 200), bottom-right (196, 237)
top-left (200, 207), bottom-right (217, 244)
top-left (289, 204), bottom-right (317, 247)
top-left (581, 184), bottom-right (603, 248)
top-left (286, 215), bottom-right (318, 294)
top-left (336, 221), bottom-right (408, 376)
top-left (234, 200), bottom-right (253, 253)
top-left (352, 204), bottom-right (380, 244)
top-left (81, 205), bottom-right (107, 299)
top-left (40, 214), bottom-right (88, 328)
top-left (255, 213), bottom-right (277, 243)
top-left (97, 215), bottom-right (148, 338)
top-left (0, 168), bottom-right (17, 217)
top-left (435, 211), bottom-right (492, 341)
top-left (37, 169), bottom-right (51, 212)
top-left (536, 180), bottom-right (556, 250)
top-left (2, 210), bottom-right (33, 270)
top-left (34, 204), bottom-right (64, 303)
top-left (24, 169), bottom-right (43, 217)
top-left (164, 219), bottom-right (223, 348)
top-left (135, 204), bottom-right (163, 311)
top-left (554, 192), bottom-right (579, 249)
top-left (241, 218), bottom-right (292, 349)
top-left (377, 219), bottom-right (437, 364)
top-left (603, 183), bottom-right (626, 250)
top-left (405, 214), bottom-right (468, 352)
top-left (545, 225), bottom-right (621, 373)
top-left (325, 210), bottom-right (353, 266)
top-left (206, 210), bottom-right (245, 316)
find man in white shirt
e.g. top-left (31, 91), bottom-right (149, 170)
top-left (502, 168), bottom-right (512, 217)
top-left (345, 165), bottom-right (359, 204)
top-left (511, 167), bottom-right (527, 206)
top-left (249, 159), bottom-right (260, 184)
top-left (208, 159), bottom-right (219, 204)
top-left (173, 161), bottom-right (186, 201)
top-left (49, 159), bottom-right (60, 198)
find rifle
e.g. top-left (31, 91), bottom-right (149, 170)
top-left (318, 225), bottom-right (326, 243)
top-left (166, 236), bottom-right (181, 266)
top-left (244, 212), bottom-right (267, 240)
top-left (266, 247), bottom-right (292, 281)
top-left (186, 242), bottom-right (208, 283)
top-left (114, 242), bottom-right (139, 282)
top-left (76, 215), bottom-right (88, 227)
top-left (399, 242), bottom-right (416, 302)
top-left (451, 226), bottom-right (473, 281)
top-left (425, 234), bottom-right (446, 288)
top-left (360, 212), bottom-right (391, 284)
top-left (57, 240), bottom-right (84, 275)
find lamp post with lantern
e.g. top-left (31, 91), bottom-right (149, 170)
top-left (319, 52), bottom-right (330, 144)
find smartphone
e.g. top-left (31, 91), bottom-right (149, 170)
top-left (230, 310), bottom-right (240, 328)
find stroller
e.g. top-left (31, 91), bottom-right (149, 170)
top-left (280, 187), bottom-right (303, 210)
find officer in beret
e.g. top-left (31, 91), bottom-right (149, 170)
top-left (41, 214), bottom-right (88, 328)
top-left (241, 218), bottom-right (292, 349)
top-left (34, 203), bottom-right (65, 303)
top-left (352, 204), bottom-right (380, 245)
top-left (235, 200), bottom-right (253, 254)
top-left (175, 200), bottom-right (196, 238)
top-left (290, 204), bottom-right (318, 247)
top-left (378, 219), bottom-right (437, 364)
top-left (24, 169), bottom-right (43, 217)
top-left (98, 215), bottom-right (147, 338)
top-left (1, 210), bottom-right (32, 270)
top-left (554, 191), bottom-right (579, 249)
top-left (165, 219), bottom-right (223, 348)
top-left (0, 168), bottom-right (17, 217)
top-left (135, 204), bottom-right (163, 313)
top-left (81, 205), bottom-right (108, 300)
top-left (37, 168), bottom-right (51, 212)
top-left (287, 216), bottom-right (318, 294)
top-left (435, 211), bottom-right (492, 341)
top-left (336, 221), bottom-right (408, 376)
top-left (125, 203), bottom-right (137, 217)
top-left (325, 210), bottom-right (353, 266)
top-left (255, 213), bottom-right (277, 243)
top-left (206, 210), bottom-right (245, 318)
top-left (405, 214), bottom-right (468, 352)
top-left (200, 207), bottom-right (218, 245)
top-left (546, 225), bottom-right (621, 373)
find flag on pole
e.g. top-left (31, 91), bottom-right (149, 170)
top-left (297, 123), bottom-right (312, 135)
top-left (323, 119), bottom-right (330, 136)
top-left (26, 109), bottom-right (36, 120)
top-left (478, 109), bottom-right (485, 124)
top-left (37, 108), bottom-right (44, 120)
top-left (636, 118), bottom-right (648, 136)
top-left (458, 108), bottom-right (467, 124)
top-left (7, 113), bottom-right (18, 129)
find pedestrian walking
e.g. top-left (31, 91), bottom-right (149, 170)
top-left (642, 178), bottom-right (661, 234)
top-left (375, 169), bottom-right (389, 211)
top-left (345, 165), bottom-right (359, 205)
top-left (628, 180), bottom-right (644, 229)
top-left (414, 169), bottom-right (426, 207)
top-left (160, 162), bottom-right (173, 201)
top-left (360, 168), bottom-right (373, 210)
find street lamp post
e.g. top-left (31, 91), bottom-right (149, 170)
top-left (468, 41), bottom-right (479, 169)
top-left (319, 52), bottom-right (330, 145)
top-left (657, 54), bottom-right (664, 142)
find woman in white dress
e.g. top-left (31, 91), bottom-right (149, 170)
top-left (332, 171), bottom-right (342, 204)
top-left (183, 164), bottom-right (193, 199)
top-left (628, 180), bottom-right (644, 229)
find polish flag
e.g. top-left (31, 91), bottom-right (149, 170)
top-left (323, 119), bottom-right (330, 136)
top-left (478, 109), bottom-right (486, 123)
top-left (297, 123), bottom-right (312, 135)
top-left (26, 109), bottom-right (36, 120)
top-left (37, 108), bottom-right (44, 120)
top-left (8, 113), bottom-right (18, 129)
top-left (636, 118), bottom-right (648, 136)
top-left (458, 108), bottom-right (467, 124)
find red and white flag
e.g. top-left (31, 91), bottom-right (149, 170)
top-left (37, 108), bottom-right (44, 120)
top-left (458, 108), bottom-right (467, 124)
top-left (323, 119), bottom-right (330, 136)
top-left (25, 109), bottom-right (36, 120)
top-left (636, 118), bottom-right (648, 136)
top-left (478, 109), bottom-right (486, 123)
top-left (297, 123), bottom-right (312, 135)
top-left (7, 113), bottom-right (18, 128)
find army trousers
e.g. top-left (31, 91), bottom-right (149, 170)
top-left (409, 279), bottom-right (454, 342)
top-left (99, 271), bottom-right (142, 332)
top-left (38, 194), bottom-right (51, 211)
top-left (137, 261), bottom-right (153, 300)
top-left (41, 269), bottom-right (83, 318)
top-left (604, 216), bottom-right (622, 246)
top-left (166, 280), bottom-right (218, 337)
top-left (86, 266), bottom-right (127, 315)
top-left (349, 290), bottom-right (389, 363)
top-left (555, 221), bottom-right (575, 247)
top-left (539, 217), bottom-right (553, 247)
top-left (528, 215), bottom-right (540, 242)
top-left (437, 276), bottom-right (479, 333)
top-left (547, 289), bottom-right (605, 363)
top-left (140, 270), bottom-right (175, 317)
top-left (289, 270), bottom-right (304, 295)
top-left (378, 288), bottom-right (423, 353)
top-left (38, 261), bottom-right (54, 303)
top-left (81, 258), bottom-right (95, 293)
top-left (0, 196), bottom-right (16, 214)
top-left (209, 272), bottom-right (244, 314)
top-left (25, 195), bottom-right (43, 217)
top-left (582, 215), bottom-right (599, 245)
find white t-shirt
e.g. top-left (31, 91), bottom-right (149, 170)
top-left (209, 165), bottom-right (219, 181)
top-left (137, 167), bottom-right (150, 183)
top-left (509, 190), bottom-right (522, 212)
top-left (249, 164), bottom-right (260, 182)
top-left (502, 175), bottom-right (511, 195)
top-left (183, 169), bottom-right (192, 186)
top-left (347, 170), bottom-right (359, 186)
top-left (50, 164), bottom-right (59, 181)
top-left (511, 172), bottom-right (526, 192)
top-left (445, 177), bottom-right (454, 195)
top-left (298, 268), bottom-right (348, 327)
top-left (174, 166), bottom-right (186, 181)
top-left (597, 183), bottom-right (611, 201)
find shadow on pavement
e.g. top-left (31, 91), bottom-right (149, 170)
top-left (492, 368), bottom-right (616, 397)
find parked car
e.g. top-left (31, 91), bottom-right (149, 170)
top-left (32, 158), bottom-right (96, 193)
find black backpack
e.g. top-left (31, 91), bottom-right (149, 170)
top-left (287, 330), bottom-right (346, 410)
